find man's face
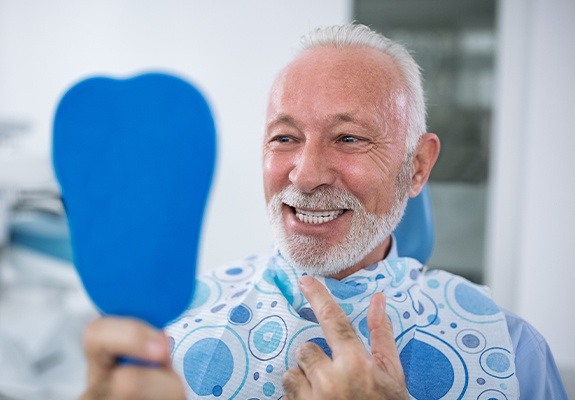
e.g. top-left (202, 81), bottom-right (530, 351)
top-left (263, 46), bottom-right (413, 277)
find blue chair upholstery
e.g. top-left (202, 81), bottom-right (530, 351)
top-left (393, 184), bottom-right (435, 264)
top-left (10, 212), bottom-right (73, 263)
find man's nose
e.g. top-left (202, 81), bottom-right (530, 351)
top-left (288, 142), bottom-right (336, 193)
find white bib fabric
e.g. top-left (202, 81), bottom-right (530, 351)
top-left (167, 254), bottom-right (519, 399)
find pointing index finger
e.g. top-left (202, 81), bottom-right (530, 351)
top-left (298, 275), bottom-right (363, 355)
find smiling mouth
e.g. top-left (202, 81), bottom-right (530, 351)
top-left (292, 207), bottom-right (346, 224)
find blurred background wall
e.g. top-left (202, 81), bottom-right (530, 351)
top-left (0, 2), bottom-right (351, 398)
top-left (487, 0), bottom-right (575, 391)
top-left (0, 0), bottom-right (351, 272)
top-left (0, 0), bottom-right (572, 398)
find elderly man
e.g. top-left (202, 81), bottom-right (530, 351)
top-left (81, 24), bottom-right (567, 399)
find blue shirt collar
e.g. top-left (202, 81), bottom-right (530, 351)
top-left (386, 234), bottom-right (399, 260)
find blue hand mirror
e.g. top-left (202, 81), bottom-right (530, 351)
top-left (53, 73), bottom-right (216, 328)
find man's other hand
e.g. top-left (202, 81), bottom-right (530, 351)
top-left (283, 275), bottom-right (409, 400)
top-left (81, 317), bottom-right (186, 400)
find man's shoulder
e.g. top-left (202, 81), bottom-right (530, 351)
top-left (421, 269), bottom-right (560, 363)
top-left (419, 264), bottom-right (493, 296)
top-left (500, 308), bottom-right (569, 399)
top-left (500, 307), bottom-right (548, 361)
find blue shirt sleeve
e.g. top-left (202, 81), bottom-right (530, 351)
top-left (503, 309), bottom-right (569, 399)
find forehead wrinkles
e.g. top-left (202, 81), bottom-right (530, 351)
top-left (267, 47), bottom-right (408, 133)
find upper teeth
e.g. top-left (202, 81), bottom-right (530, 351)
top-left (295, 209), bottom-right (344, 224)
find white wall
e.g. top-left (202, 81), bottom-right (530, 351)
top-left (0, 0), bottom-right (351, 274)
top-left (486, 0), bottom-right (575, 380)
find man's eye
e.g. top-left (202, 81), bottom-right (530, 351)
top-left (339, 135), bottom-right (358, 143)
top-left (273, 136), bottom-right (292, 143)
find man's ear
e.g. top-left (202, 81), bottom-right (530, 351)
top-left (409, 133), bottom-right (440, 197)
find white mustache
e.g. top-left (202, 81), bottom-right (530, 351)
top-left (275, 185), bottom-right (362, 210)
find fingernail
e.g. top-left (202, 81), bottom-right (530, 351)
top-left (381, 293), bottom-right (388, 313)
top-left (299, 275), bottom-right (314, 286)
top-left (374, 292), bottom-right (385, 310)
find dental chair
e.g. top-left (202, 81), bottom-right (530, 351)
top-left (393, 184), bottom-right (434, 264)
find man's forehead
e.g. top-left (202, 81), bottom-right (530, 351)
top-left (281, 46), bottom-right (400, 84)
top-left (266, 46), bottom-right (407, 127)
top-left (269, 46), bottom-right (403, 104)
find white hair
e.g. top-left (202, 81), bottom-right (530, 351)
top-left (298, 24), bottom-right (426, 154)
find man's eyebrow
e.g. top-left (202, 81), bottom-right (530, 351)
top-left (329, 112), bottom-right (376, 131)
top-left (266, 114), bottom-right (299, 129)
top-left (267, 111), bottom-right (371, 131)
top-left (331, 113), bottom-right (355, 123)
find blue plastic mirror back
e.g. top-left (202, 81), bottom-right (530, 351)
top-left (53, 73), bottom-right (216, 328)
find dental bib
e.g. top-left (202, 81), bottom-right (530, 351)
top-left (167, 254), bottom-right (518, 399)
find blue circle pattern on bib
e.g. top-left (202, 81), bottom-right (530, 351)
top-left (175, 325), bottom-right (249, 399)
top-left (249, 316), bottom-right (288, 361)
top-left (167, 255), bottom-right (518, 399)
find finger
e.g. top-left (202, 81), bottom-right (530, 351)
top-left (282, 366), bottom-right (312, 400)
top-left (109, 366), bottom-right (186, 400)
top-left (84, 317), bottom-right (170, 382)
top-left (295, 341), bottom-right (331, 380)
top-left (367, 292), bottom-right (401, 369)
top-left (298, 275), bottom-right (362, 354)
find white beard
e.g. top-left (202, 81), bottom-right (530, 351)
top-left (267, 161), bottom-right (412, 277)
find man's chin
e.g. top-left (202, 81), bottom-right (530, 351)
top-left (277, 238), bottom-right (360, 277)
top-left (281, 254), bottom-right (350, 277)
